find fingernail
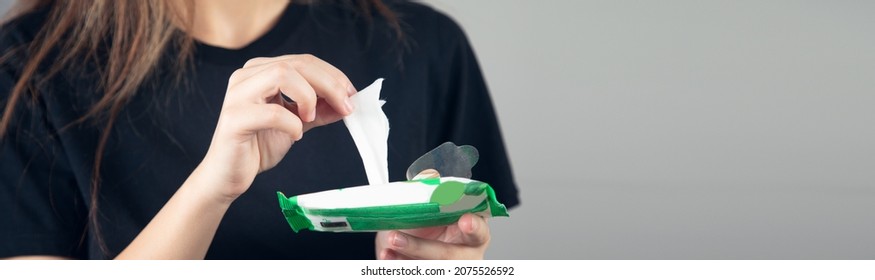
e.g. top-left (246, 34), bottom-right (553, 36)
top-left (347, 84), bottom-right (357, 96)
top-left (392, 232), bottom-right (407, 248)
top-left (344, 98), bottom-right (355, 114)
top-left (309, 110), bottom-right (316, 122)
top-left (469, 217), bottom-right (479, 233)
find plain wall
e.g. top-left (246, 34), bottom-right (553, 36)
top-left (419, 0), bottom-right (875, 259)
top-left (3, 0), bottom-right (874, 259)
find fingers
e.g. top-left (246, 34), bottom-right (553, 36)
top-left (378, 249), bottom-right (414, 260)
top-left (458, 213), bottom-right (490, 246)
top-left (385, 230), bottom-right (485, 260)
top-left (374, 215), bottom-right (492, 260)
top-left (243, 55), bottom-right (357, 96)
top-left (225, 104), bottom-right (303, 140)
top-left (306, 55), bottom-right (357, 96)
top-left (242, 56), bottom-right (273, 68)
top-left (228, 55), bottom-right (356, 123)
top-left (300, 100), bottom-right (345, 132)
top-left (291, 59), bottom-right (355, 115)
top-left (227, 63), bottom-right (318, 121)
top-left (413, 169), bottom-right (441, 180)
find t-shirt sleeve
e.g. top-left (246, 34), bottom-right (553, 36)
top-left (426, 11), bottom-right (520, 209)
top-left (0, 66), bottom-right (87, 258)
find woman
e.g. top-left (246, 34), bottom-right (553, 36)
top-left (0, 0), bottom-right (518, 259)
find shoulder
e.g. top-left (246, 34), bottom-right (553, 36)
top-left (382, 1), bottom-right (476, 68)
top-left (391, 1), bottom-right (458, 27)
top-left (391, 1), bottom-right (468, 45)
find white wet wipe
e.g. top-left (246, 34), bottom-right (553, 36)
top-left (342, 78), bottom-right (390, 185)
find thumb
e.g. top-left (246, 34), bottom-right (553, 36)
top-left (458, 213), bottom-right (490, 247)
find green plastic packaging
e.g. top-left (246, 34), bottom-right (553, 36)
top-left (277, 177), bottom-right (508, 232)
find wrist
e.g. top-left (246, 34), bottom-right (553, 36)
top-left (184, 164), bottom-right (239, 207)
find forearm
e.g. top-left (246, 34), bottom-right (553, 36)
top-left (116, 166), bottom-right (233, 259)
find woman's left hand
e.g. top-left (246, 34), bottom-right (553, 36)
top-left (375, 213), bottom-right (491, 260)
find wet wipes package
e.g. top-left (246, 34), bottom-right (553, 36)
top-left (276, 176), bottom-right (508, 232)
top-left (276, 79), bottom-right (509, 232)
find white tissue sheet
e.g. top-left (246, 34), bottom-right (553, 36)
top-left (295, 181), bottom-right (438, 209)
top-left (343, 78), bottom-right (390, 185)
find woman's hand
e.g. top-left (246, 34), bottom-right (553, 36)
top-left (197, 54), bottom-right (357, 203)
top-left (375, 213), bottom-right (492, 260)
top-left (120, 55), bottom-right (355, 259)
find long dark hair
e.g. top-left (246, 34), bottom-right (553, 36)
top-left (0, 0), bottom-right (401, 257)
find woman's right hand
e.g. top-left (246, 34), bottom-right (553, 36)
top-left (194, 54), bottom-right (357, 204)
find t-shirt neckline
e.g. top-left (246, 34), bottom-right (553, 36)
top-left (193, 3), bottom-right (306, 66)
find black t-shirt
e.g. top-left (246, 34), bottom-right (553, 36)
top-left (0, 2), bottom-right (518, 259)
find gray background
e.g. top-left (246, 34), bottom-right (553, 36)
top-left (3, 1), bottom-right (874, 259)
top-left (419, 0), bottom-right (875, 259)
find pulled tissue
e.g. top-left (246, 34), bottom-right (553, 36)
top-left (343, 78), bottom-right (390, 185)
